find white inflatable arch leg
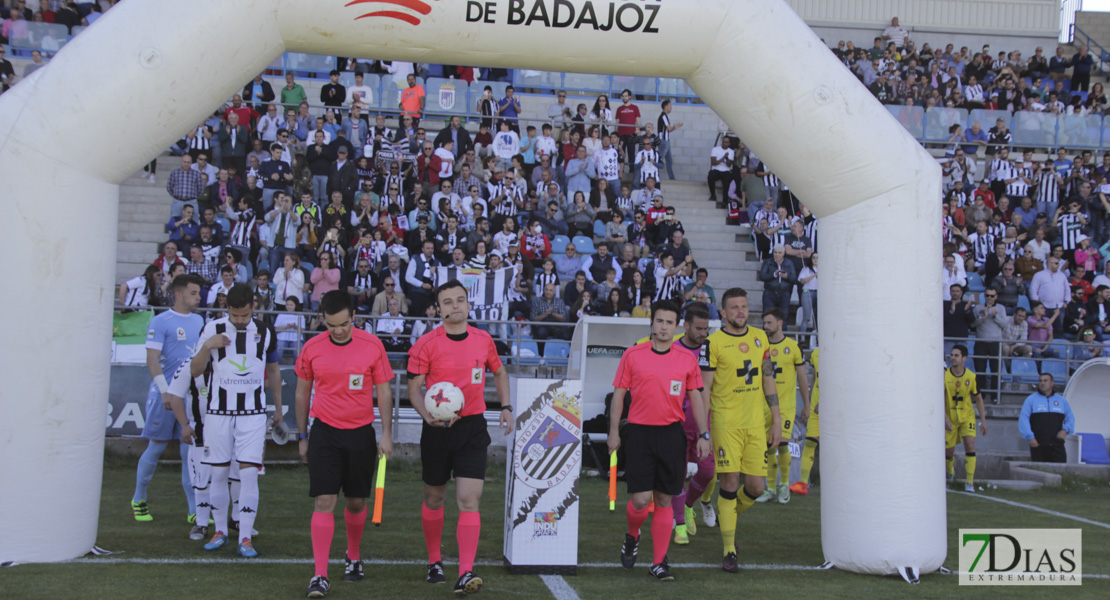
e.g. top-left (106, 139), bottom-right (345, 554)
top-left (0, 0), bottom-right (943, 574)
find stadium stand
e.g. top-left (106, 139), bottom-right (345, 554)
top-left (5, 1), bottom-right (1107, 399)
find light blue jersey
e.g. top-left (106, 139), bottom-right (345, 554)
top-left (145, 310), bottom-right (205, 375)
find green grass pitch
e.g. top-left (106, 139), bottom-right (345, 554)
top-left (1, 455), bottom-right (1107, 599)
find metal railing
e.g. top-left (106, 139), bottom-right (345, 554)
top-left (942, 334), bottom-right (1105, 402)
top-left (1071, 25), bottom-right (1109, 76)
top-left (115, 304), bottom-right (577, 375)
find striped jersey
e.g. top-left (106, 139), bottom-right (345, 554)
top-left (657, 112), bottom-right (671, 141)
top-left (167, 361), bottom-right (211, 444)
top-left (803, 216), bottom-right (818, 251)
top-left (195, 317), bottom-right (278, 416)
top-left (227, 206), bottom-right (256, 248)
top-left (1006, 166), bottom-right (1032, 198)
top-left (989, 158), bottom-right (1012, 183)
top-left (1035, 171), bottom-right (1061, 206)
top-left (987, 222), bottom-right (1005, 240)
top-left (968, 231), bottom-right (995, 266)
top-left (947, 188), bottom-right (970, 207)
top-left (1065, 167), bottom-right (1090, 198)
top-left (1057, 212), bottom-right (1085, 249)
top-left (534, 270), bottom-right (558, 295)
top-left (653, 263), bottom-right (682, 303)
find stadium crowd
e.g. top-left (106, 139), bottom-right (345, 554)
top-left (102, 13), bottom-right (1110, 374)
top-left (116, 62), bottom-right (739, 355)
top-left (824, 17), bottom-right (1110, 382)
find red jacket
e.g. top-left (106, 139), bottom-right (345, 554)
top-left (417, 152), bottom-right (446, 187)
top-left (522, 233), bottom-right (551, 261)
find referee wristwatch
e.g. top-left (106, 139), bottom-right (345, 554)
top-left (500, 405), bottom-right (513, 412)
top-left (699, 432), bottom-right (711, 441)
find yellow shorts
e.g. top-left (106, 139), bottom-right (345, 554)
top-left (763, 397), bottom-right (798, 441)
top-left (945, 418), bottom-right (976, 448)
top-left (710, 423), bottom-right (767, 475)
top-left (807, 407), bottom-right (819, 438)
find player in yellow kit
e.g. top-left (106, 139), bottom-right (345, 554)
top-left (756, 309), bottom-right (810, 504)
top-left (789, 347), bottom-right (819, 496)
top-left (702, 288), bottom-right (780, 573)
top-left (945, 344), bottom-right (987, 493)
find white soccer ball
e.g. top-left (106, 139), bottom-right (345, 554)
top-left (425, 381), bottom-right (465, 422)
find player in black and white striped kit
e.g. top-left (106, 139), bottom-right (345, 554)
top-left (166, 361), bottom-right (214, 541)
top-left (189, 284), bottom-right (283, 558)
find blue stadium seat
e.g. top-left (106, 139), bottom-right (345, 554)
top-left (551, 235), bottom-right (570, 255)
top-left (1041, 357), bottom-right (1067, 380)
top-left (1017, 294), bottom-right (1031, 312)
top-left (571, 235), bottom-right (595, 254)
top-left (1078, 432), bottom-right (1110, 465)
top-left (592, 219), bottom-right (607, 238)
top-left (1009, 359), bottom-right (1039, 384)
top-left (515, 341), bottom-right (542, 366)
top-left (967, 272), bottom-right (985, 293)
top-left (542, 342), bottom-right (570, 366)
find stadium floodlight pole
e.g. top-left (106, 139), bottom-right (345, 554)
top-left (372, 454), bottom-right (387, 527)
top-left (0, 0), bottom-right (942, 576)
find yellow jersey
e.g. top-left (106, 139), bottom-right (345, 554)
top-left (704, 327), bottom-right (770, 429)
top-left (635, 332), bottom-right (684, 346)
top-left (944, 367), bottom-right (978, 423)
top-left (810, 348), bottom-right (819, 408)
top-left (767, 336), bottom-right (803, 404)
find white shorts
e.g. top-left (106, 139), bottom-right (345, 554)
top-left (202, 414), bottom-right (266, 466)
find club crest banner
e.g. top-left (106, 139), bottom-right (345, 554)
top-left (504, 378), bottom-right (582, 574)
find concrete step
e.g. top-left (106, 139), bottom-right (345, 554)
top-left (696, 241), bottom-right (754, 252)
top-left (118, 250), bottom-right (159, 266)
top-left (119, 229), bottom-right (169, 244)
top-left (691, 248), bottom-right (756, 263)
top-left (117, 262), bottom-right (148, 282)
top-left (121, 202), bottom-right (171, 217)
top-left (670, 205), bottom-right (733, 217)
top-left (704, 275), bottom-right (761, 288)
top-left (683, 231), bottom-right (746, 244)
top-left (118, 240), bottom-right (158, 256)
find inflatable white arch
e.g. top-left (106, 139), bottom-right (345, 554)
top-left (0, 0), bottom-right (944, 575)
top-left (1064, 357), bottom-right (1110, 438)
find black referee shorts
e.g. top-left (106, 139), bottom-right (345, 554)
top-left (623, 422), bottom-right (685, 496)
top-left (420, 414), bottom-right (491, 487)
top-left (308, 420), bottom-right (377, 498)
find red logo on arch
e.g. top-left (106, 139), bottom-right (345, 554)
top-left (346, 0), bottom-right (440, 26)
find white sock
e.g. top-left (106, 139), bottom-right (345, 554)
top-left (229, 476), bottom-right (241, 523)
top-left (209, 465), bottom-right (230, 536)
top-left (237, 467), bottom-right (260, 543)
top-left (194, 486), bottom-right (211, 528)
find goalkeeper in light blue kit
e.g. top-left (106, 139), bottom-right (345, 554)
top-left (131, 274), bottom-right (205, 527)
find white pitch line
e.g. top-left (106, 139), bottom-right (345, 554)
top-left (540, 574), bottom-right (581, 600)
top-left (948, 489), bottom-right (1110, 530)
top-left (45, 558), bottom-right (1110, 580)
